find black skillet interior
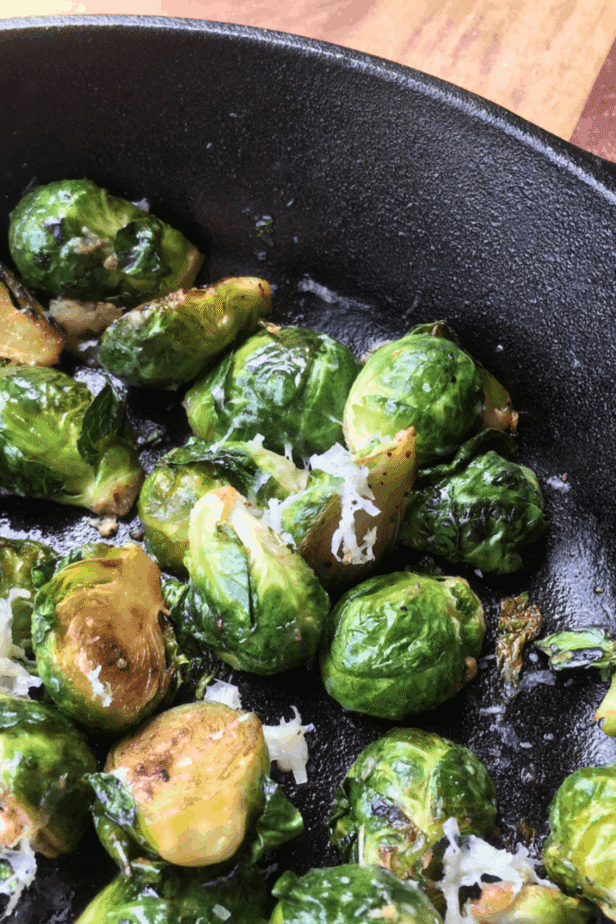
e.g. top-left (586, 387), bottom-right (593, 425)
top-left (1, 16), bottom-right (616, 922)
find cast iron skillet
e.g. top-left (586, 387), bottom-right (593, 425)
top-left (1, 16), bottom-right (615, 922)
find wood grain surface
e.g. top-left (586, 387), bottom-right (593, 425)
top-left (1, 0), bottom-right (615, 156)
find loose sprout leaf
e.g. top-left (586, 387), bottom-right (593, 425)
top-left (494, 593), bottom-right (543, 705)
top-left (76, 383), bottom-right (126, 466)
top-left (87, 771), bottom-right (137, 829)
top-left (248, 778), bottom-right (304, 863)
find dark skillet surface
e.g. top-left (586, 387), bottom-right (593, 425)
top-left (1, 16), bottom-right (616, 922)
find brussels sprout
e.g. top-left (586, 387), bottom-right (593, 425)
top-left (178, 486), bottom-right (330, 674)
top-left (398, 430), bottom-right (547, 574)
top-left (98, 276), bottom-right (273, 388)
top-left (0, 262), bottom-right (64, 367)
top-left (32, 544), bottom-right (181, 734)
top-left (0, 537), bottom-right (56, 652)
top-left (543, 763), bottom-right (616, 920)
top-left (74, 857), bottom-right (271, 924)
top-left (138, 437), bottom-right (305, 574)
top-left (342, 328), bottom-right (484, 465)
top-left (328, 727), bottom-right (497, 883)
top-left (319, 571), bottom-right (485, 719)
top-left (535, 628), bottom-right (616, 736)
top-left (184, 323), bottom-right (361, 460)
top-left (0, 695), bottom-right (96, 858)
top-left (269, 863), bottom-right (442, 924)
top-left (9, 179), bottom-right (203, 307)
top-left (0, 365), bottom-right (144, 515)
top-left (88, 700), bottom-right (303, 872)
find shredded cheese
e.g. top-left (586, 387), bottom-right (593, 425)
top-left (0, 837), bottom-right (37, 915)
top-left (0, 592), bottom-right (42, 698)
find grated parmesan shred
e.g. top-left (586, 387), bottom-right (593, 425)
top-left (0, 591), bottom-right (42, 698)
top-left (0, 837), bottom-right (37, 915)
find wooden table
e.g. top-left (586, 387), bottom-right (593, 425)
top-left (2, 0), bottom-right (616, 162)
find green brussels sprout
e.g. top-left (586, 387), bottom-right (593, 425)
top-left (138, 437), bottom-right (305, 574)
top-left (179, 485), bottom-right (330, 674)
top-left (98, 276), bottom-right (273, 388)
top-left (0, 365), bottom-right (144, 515)
top-left (0, 262), bottom-right (64, 367)
top-left (542, 764), bottom-right (616, 920)
top-left (319, 571), bottom-right (485, 719)
top-left (74, 857), bottom-right (270, 924)
top-left (269, 863), bottom-right (442, 924)
top-left (88, 700), bottom-right (303, 872)
top-left (536, 628), bottom-right (616, 736)
top-left (9, 179), bottom-right (203, 308)
top-left (342, 327), bottom-right (485, 465)
top-left (328, 727), bottom-right (497, 883)
top-left (398, 430), bottom-right (547, 574)
top-left (183, 323), bottom-right (362, 460)
top-left (0, 695), bottom-right (96, 858)
top-left (32, 543), bottom-right (181, 734)
top-left (0, 537), bottom-right (56, 653)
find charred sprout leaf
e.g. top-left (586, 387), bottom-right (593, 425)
top-left (0, 262), bottom-right (64, 366)
top-left (543, 763), bottom-right (616, 921)
top-left (270, 863), bottom-right (442, 924)
top-left (495, 593), bottom-right (543, 705)
top-left (398, 430), bottom-right (546, 574)
top-left (74, 857), bottom-right (271, 924)
top-left (0, 695), bottom-right (96, 859)
top-left (98, 276), bottom-right (273, 388)
top-left (89, 700), bottom-right (302, 871)
top-left (0, 365), bottom-right (144, 515)
top-left (0, 537), bottom-right (56, 653)
top-left (439, 819), bottom-right (592, 924)
top-left (535, 628), bottom-right (616, 736)
top-left (8, 179), bottom-right (203, 307)
top-left (343, 327), bottom-right (484, 466)
top-left (327, 727), bottom-right (497, 885)
top-left (184, 323), bottom-right (361, 461)
top-left (319, 571), bottom-right (485, 719)
top-left (32, 544), bottom-right (181, 734)
top-left (138, 437), bottom-right (304, 575)
top-left (181, 486), bottom-right (330, 674)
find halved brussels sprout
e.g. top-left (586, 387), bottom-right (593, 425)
top-left (0, 263), bottom-right (64, 367)
top-left (183, 323), bottom-right (361, 460)
top-left (32, 544), bottom-right (181, 734)
top-left (179, 485), bottom-right (330, 674)
top-left (88, 700), bottom-right (303, 872)
top-left (138, 437), bottom-right (305, 574)
top-left (319, 571), bottom-right (485, 719)
top-left (543, 764), bottom-right (616, 921)
top-left (98, 276), bottom-right (273, 388)
top-left (0, 365), bottom-right (144, 515)
top-left (398, 430), bottom-right (546, 574)
top-left (0, 537), bottom-right (56, 653)
top-left (343, 326), bottom-right (485, 465)
top-left (9, 179), bottom-right (203, 307)
top-left (269, 863), bottom-right (442, 924)
top-left (328, 727), bottom-right (497, 883)
top-left (74, 856), bottom-right (270, 924)
top-left (0, 695), bottom-right (96, 858)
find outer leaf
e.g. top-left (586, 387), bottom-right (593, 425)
top-left (77, 383), bottom-right (126, 466)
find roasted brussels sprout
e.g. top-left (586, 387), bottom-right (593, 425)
top-left (536, 628), bottom-right (616, 736)
top-left (543, 763), bottom-right (616, 921)
top-left (98, 276), bottom-right (273, 388)
top-left (32, 543), bottom-right (181, 734)
top-left (9, 179), bottom-right (203, 307)
top-left (328, 727), bottom-right (497, 882)
top-left (0, 695), bottom-right (96, 858)
top-left (74, 856), bottom-right (270, 924)
top-left (88, 700), bottom-right (303, 872)
top-left (184, 323), bottom-right (361, 460)
top-left (0, 537), bottom-right (55, 653)
top-left (343, 327), bottom-right (484, 465)
top-left (319, 571), bottom-right (485, 719)
top-left (0, 262), bottom-right (64, 366)
top-left (0, 365), bottom-right (144, 515)
top-left (398, 430), bottom-right (547, 574)
top-left (269, 863), bottom-right (442, 923)
top-left (138, 437), bottom-right (305, 574)
top-left (177, 486), bottom-right (330, 674)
